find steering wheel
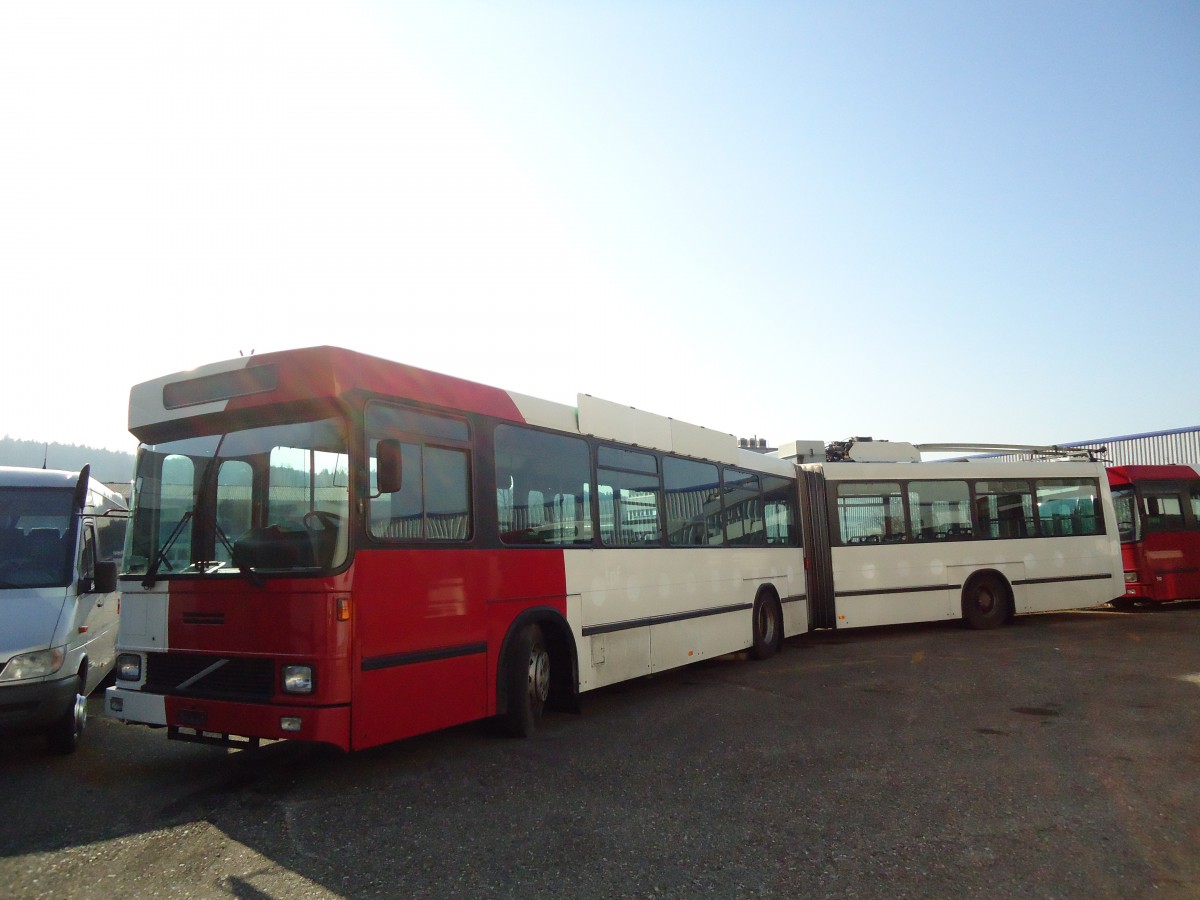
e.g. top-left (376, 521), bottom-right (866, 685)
top-left (302, 510), bottom-right (342, 532)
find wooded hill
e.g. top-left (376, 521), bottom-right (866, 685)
top-left (0, 437), bottom-right (135, 484)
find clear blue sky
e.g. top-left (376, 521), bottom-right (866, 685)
top-left (2, 1), bottom-right (1196, 455)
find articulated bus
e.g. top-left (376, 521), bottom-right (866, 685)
top-left (1108, 465), bottom-right (1200, 606)
top-left (794, 441), bottom-right (1124, 630)
top-left (105, 346), bottom-right (804, 750)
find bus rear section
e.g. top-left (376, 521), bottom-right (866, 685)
top-left (799, 456), bottom-right (1124, 630)
top-left (1108, 465), bottom-right (1200, 605)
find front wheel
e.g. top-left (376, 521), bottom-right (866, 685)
top-left (503, 624), bottom-right (550, 738)
top-left (962, 574), bottom-right (1010, 630)
top-left (46, 676), bottom-right (87, 754)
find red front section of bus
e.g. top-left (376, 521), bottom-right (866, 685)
top-left (158, 575), bottom-right (355, 747)
top-left (155, 548), bottom-right (568, 751)
top-left (1110, 466), bottom-right (1200, 604)
top-left (1119, 536), bottom-right (1200, 603)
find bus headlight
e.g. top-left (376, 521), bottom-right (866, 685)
top-left (282, 665), bottom-right (314, 694)
top-left (1124, 571), bottom-right (1139, 583)
top-left (0, 647), bottom-right (65, 682)
top-left (117, 653), bottom-right (142, 681)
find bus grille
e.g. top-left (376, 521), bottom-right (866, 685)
top-left (144, 652), bottom-right (275, 702)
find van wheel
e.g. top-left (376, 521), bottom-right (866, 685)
top-left (47, 676), bottom-right (87, 754)
top-left (750, 594), bottom-right (782, 660)
top-left (502, 624), bottom-right (550, 738)
top-left (962, 575), bottom-right (1009, 630)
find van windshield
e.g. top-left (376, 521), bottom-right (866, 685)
top-left (124, 417), bottom-right (351, 580)
top-left (0, 488), bottom-right (75, 588)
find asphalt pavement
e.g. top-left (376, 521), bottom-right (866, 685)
top-left (3, 602), bottom-right (1200, 898)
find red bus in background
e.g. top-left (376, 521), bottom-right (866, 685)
top-left (1108, 465), bottom-right (1200, 607)
top-left (104, 346), bottom-right (805, 751)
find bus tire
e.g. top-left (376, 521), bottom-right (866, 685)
top-left (1110, 597), bottom-right (1138, 611)
top-left (503, 623), bottom-right (550, 738)
top-left (961, 574), bottom-right (1010, 630)
top-left (750, 593), bottom-right (782, 660)
top-left (46, 673), bottom-right (87, 755)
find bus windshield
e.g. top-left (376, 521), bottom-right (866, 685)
top-left (124, 417), bottom-right (351, 579)
top-left (1111, 486), bottom-right (1138, 543)
top-left (0, 487), bottom-right (75, 589)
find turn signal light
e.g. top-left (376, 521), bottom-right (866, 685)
top-left (336, 596), bottom-right (351, 622)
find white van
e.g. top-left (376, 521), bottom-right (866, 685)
top-left (0, 466), bottom-right (127, 753)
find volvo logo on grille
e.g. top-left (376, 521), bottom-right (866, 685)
top-left (177, 658), bottom-right (230, 690)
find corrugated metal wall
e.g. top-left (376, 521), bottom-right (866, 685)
top-left (987, 426), bottom-right (1200, 466)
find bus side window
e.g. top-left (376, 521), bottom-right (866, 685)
top-left (973, 481), bottom-right (1035, 539)
top-left (366, 403), bottom-right (472, 544)
top-left (762, 475), bottom-right (798, 547)
top-left (722, 469), bottom-right (763, 547)
top-left (494, 425), bottom-right (591, 546)
top-left (663, 457), bottom-right (721, 547)
top-left (1143, 490), bottom-right (1184, 532)
top-left (907, 480), bottom-right (970, 542)
top-left (835, 482), bottom-right (904, 546)
top-left (597, 447), bottom-right (662, 547)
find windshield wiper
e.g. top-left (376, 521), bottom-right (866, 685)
top-left (141, 433), bottom-right (233, 589)
top-left (141, 511), bottom-right (191, 589)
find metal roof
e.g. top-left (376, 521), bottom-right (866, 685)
top-left (982, 426), bottom-right (1200, 467)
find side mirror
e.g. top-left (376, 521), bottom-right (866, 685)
top-left (91, 561), bottom-right (118, 594)
top-left (376, 439), bottom-right (404, 494)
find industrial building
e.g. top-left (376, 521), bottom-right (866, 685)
top-left (985, 426), bottom-right (1200, 467)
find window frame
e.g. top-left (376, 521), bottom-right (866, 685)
top-left (366, 402), bottom-right (474, 544)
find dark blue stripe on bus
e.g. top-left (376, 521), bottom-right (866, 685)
top-left (838, 584), bottom-right (954, 598)
top-left (362, 642), bottom-right (487, 672)
top-left (582, 602), bottom-right (753, 636)
top-left (836, 571), bottom-right (1116, 599)
top-left (1012, 573), bottom-right (1116, 586)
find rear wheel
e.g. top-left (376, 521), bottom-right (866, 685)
top-left (503, 624), bottom-right (550, 737)
top-left (962, 574), bottom-right (1009, 630)
top-left (1110, 596), bottom-right (1138, 611)
top-left (750, 594), bottom-right (782, 660)
top-left (46, 675), bottom-right (87, 754)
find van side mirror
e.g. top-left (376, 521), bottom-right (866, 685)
top-left (91, 561), bottom-right (118, 594)
top-left (376, 440), bottom-right (404, 494)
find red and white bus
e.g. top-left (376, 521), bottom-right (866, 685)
top-left (1108, 465), bottom-right (1200, 606)
top-left (105, 347), bottom-right (805, 750)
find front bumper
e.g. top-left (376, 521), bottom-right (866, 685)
top-left (105, 686), bottom-right (351, 750)
top-left (0, 675), bottom-right (78, 736)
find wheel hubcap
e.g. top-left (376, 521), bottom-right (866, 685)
top-left (760, 605), bottom-right (777, 643)
top-left (977, 588), bottom-right (995, 613)
top-left (72, 692), bottom-right (87, 737)
top-left (529, 649), bottom-right (550, 703)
